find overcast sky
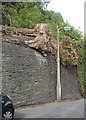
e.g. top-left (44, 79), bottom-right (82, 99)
top-left (47, 0), bottom-right (85, 33)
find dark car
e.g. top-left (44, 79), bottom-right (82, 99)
top-left (0, 92), bottom-right (14, 120)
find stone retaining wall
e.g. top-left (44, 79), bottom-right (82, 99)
top-left (2, 41), bottom-right (57, 107)
top-left (1, 40), bottom-right (81, 107)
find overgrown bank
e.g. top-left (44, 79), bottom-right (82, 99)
top-left (1, 1), bottom-right (85, 96)
top-left (73, 41), bottom-right (85, 97)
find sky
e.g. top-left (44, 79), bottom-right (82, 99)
top-left (47, 0), bottom-right (85, 33)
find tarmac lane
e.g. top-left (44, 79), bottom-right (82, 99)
top-left (14, 99), bottom-right (84, 119)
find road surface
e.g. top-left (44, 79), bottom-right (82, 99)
top-left (14, 99), bottom-right (84, 118)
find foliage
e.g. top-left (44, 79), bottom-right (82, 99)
top-left (73, 41), bottom-right (85, 96)
top-left (2, 2), bottom-right (84, 40)
top-left (2, 2), bottom-right (83, 41)
top-left (2, 2), bottom-right (64, 38)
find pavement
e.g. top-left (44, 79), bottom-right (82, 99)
top-left (14, 99), bottom-right (84, 118)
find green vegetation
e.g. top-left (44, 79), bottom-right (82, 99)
top-left (2, 2), bottom-right (83, 41)
top-left (73, 41), bottom-right (85, 96)
top-left (2, 1), bottom-right (85, 96)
